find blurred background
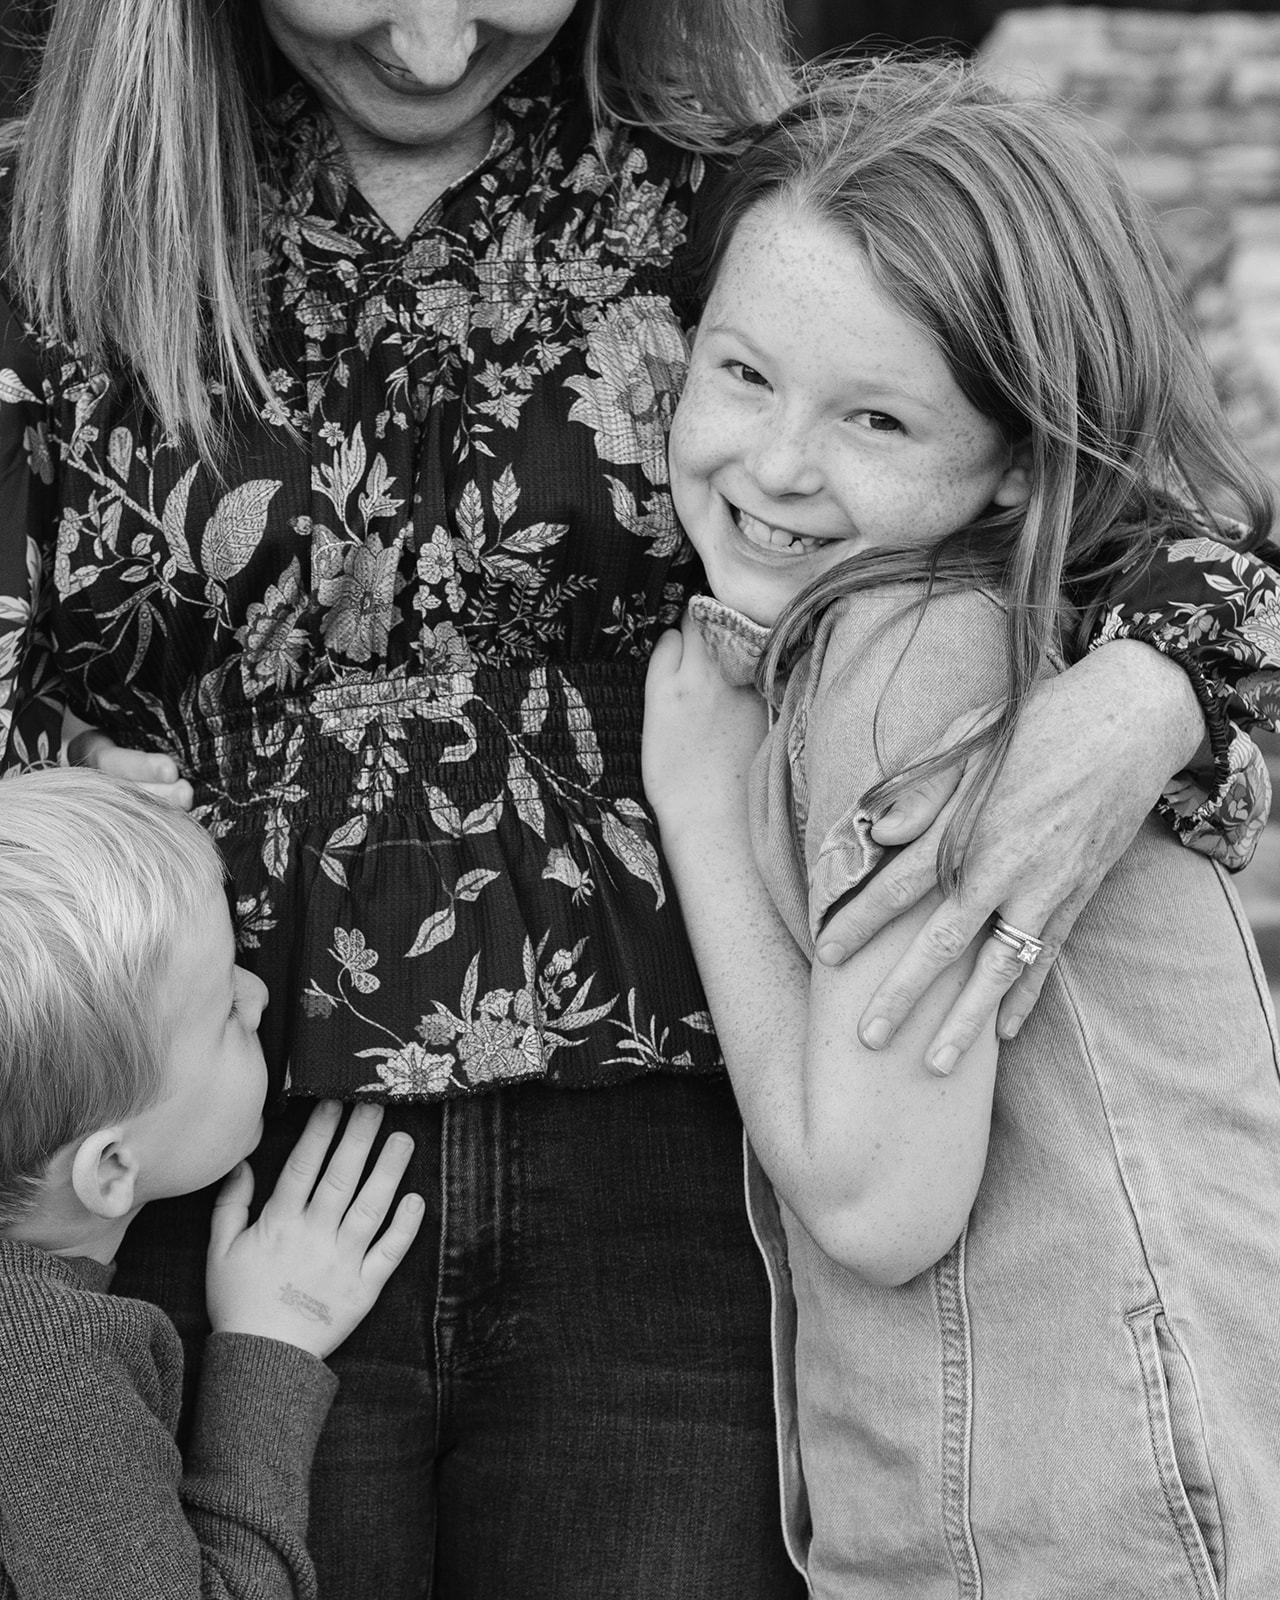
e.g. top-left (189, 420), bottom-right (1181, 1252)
top-left (1, 0), bottom-right (1278, 997)
top-left (786, 0), bottom-right (1280, 56)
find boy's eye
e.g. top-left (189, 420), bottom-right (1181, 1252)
top-left (852, 410), bottom-right (903, 433)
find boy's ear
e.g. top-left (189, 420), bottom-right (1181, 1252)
top-left (70, 1129), bottom-right (139, 1220)
top-left (992, 439), bottom-right (1032, 509)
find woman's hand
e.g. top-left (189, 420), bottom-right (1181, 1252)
top-left (817, 641), bottom-right (1205, 1066)
top-left (642, 611), bottom-right (768, 837)
top-left (64, 712), bottom-right (194, 810)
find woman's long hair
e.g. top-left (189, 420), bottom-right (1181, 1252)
top-left (1, 0), bottom-right (793, 460)
top-left (699, 57), bottom-right (1275, 889)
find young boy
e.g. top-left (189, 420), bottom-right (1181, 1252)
top-left (0, 768), bottom-right (424, 1600)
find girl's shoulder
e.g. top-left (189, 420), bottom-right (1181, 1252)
top-left (805, 584), bottom-right (1011, 710)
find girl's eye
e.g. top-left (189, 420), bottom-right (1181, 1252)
top-left (727, 361), bottom-right (769, 388)
top-left (852, 410), bottom-right (903, 433)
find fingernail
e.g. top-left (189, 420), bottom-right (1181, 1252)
top-left (816, 941), bottom-right (846, 966)
top-left (930, 1045), bottom-right (959, 1076)
top-left (861, 1017), bottom-right (892, 1048)
top-left (999, 1015), bottom-right (1024, 1040)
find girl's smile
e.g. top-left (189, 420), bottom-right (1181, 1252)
top-left (732, 505), bottom-right (831, 557)
top-left (669, 199), bottom-right (1030, 626)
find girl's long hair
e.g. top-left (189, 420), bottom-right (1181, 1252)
top-left (699, 57), bottom-right (1275, 889)
top-left (1, 0), bottom-right (793, 460)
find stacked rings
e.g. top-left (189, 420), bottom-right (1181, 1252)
top-left (990, 915), bottom-right (1044, 965)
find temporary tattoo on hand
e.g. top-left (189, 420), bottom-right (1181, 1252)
top-left (279, 1283), bottom-right (333, 1324)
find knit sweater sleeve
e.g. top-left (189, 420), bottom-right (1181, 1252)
top-left (0, 1247), bottom-right (336, 1600)
top-left (181, 1332), bottom-right (338, 1597)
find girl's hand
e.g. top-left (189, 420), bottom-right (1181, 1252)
top-left (64, 712), bottom-right (194, 810)
top-left (815, 641), bottom-right (1203, 1064)
top-left (206, 1102), bottom-right (424, 1361)
top-left (642, 611), bottom-right (768, 837)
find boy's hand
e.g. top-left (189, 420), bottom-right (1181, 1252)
top-left (206, 1102), bottom-right (423, 1360)
top-left (642, 611), bottom-right (768, 835)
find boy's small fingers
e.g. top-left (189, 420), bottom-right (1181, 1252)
top-left (208, 1162), bottom-right (254, 1255)
top-left (360, 1192), bottom-right (425, 1290)
top-left (270, 1100), bottom-right (344, 1210)
top-left (339, 1132), bottom-right (416, 1243)
top-left (312, 1103), bottom-right (385, 1215)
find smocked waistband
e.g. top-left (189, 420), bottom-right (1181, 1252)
top-left (182, 658), bottom-right (647, 824)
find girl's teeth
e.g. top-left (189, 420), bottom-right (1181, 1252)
top-left (736, 509), bottom-right (824, 554)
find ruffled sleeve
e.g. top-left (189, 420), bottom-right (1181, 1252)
top-left (0, 282), bottom-right (61, 769)
top-left (1086, 537), bottom-right (1280, 869)
top-left (784, 590), bottom-right (1011, 943)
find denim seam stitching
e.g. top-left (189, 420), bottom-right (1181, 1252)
top-left (1206, 860), bottom-right (1280, 1067)
top-left (1051, 960), bottom-right (1163, 1292)
top-left (1056, 960), bottom-right (1225, 1590)
top-left (934, 1230), bottom-right (981, 1598)
top-left (1122, 1308), bottom-right (1222, 1600)
top-left (741, 1137), bottom-right (809, 1582)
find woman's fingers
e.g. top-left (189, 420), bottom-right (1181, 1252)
top-left (995, 897), bottom-right (1088, 1040)
top-left (849, 880), bottom-right (990, 1046)
top-left (65, 726), bottom-right (195, 809)
top-left (922, 913), bottom-right (1059, 1074)
top-left (816, 837), bottom-right (943, 968)
top-left (867, 762), bottom-right (965, 846)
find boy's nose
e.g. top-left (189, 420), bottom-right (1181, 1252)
top-left (240, 969), bottom-right (270, 1025)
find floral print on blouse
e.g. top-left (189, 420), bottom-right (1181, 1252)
top-left (0, 43), bottom-right (1277, 1102)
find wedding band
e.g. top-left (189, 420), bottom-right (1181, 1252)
top-left (990, 915), bottom-right (1045, 966)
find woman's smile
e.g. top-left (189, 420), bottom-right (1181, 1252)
top-left (353, 36), bottom-right (487, 97)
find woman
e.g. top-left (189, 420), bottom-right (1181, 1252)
top-left (0, 2), bottom-right (1275, 1595)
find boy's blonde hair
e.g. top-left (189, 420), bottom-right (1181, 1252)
top-left (0, 769), bottom-right (226, 1226)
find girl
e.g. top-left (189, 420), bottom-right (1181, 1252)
top-left (643, 58), bottom-right (1280, 1596)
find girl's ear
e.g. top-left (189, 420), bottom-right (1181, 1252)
top-left (70, 1129), bottom-right (139, 1220)
top-left (992, 439), bottom-right (1032, 509)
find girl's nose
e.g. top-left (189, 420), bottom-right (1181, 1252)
top-left (747, 415), bottom-right (823, 499)
top-left (388, 2), bottom-right (479, 88)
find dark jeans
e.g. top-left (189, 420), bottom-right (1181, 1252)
top-left (114, 1073), bottom-right (804, 1600)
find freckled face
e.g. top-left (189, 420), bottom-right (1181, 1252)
top-left (257, 0), bottom-right (578, 151)
top-left (668, 201), bottom-right (1027, 626)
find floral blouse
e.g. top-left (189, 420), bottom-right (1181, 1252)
top-left (0, 45), bottom-right (1277, 1103)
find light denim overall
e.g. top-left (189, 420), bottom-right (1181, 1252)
top-left (692, 587), bottom-right (1280, 1598)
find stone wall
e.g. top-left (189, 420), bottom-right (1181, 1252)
top-left (979, 8), bottom-right (1280, 512)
